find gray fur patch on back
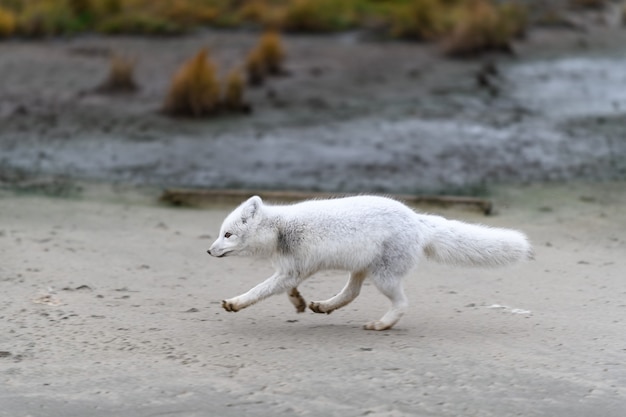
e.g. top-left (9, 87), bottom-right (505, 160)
top-left (423, 243), bottom-right (436, 258)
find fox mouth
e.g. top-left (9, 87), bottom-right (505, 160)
top-left (208, 249), bottom-right (233, 258)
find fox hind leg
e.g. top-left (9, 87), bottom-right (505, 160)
top-left (309, 271), bottom-right (367, 314)
top-left (288, 287), bottom-right (307, 313)
top-left (364, 275), bottom-right (408, 331)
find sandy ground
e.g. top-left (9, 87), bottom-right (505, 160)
top-left (1, 182), bottom-right (625, 416)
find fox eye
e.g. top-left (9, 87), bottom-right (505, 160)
top-left (224, 232), bottom-right (232, 238)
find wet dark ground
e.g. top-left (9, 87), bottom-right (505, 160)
top-left (1, 20), bottom-right (625, 195)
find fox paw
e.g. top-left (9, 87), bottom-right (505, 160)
top-left (288, 288), bottom-right (307, 313)
top-left (363, 320), bottom-right (393, 331)
top-left (222, 300), bottom-right (240, 312)
top-left (309, 301), bottom-right (333, 314)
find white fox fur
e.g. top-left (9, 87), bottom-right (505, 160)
top-left (208, 195), bottom-right (532, 330)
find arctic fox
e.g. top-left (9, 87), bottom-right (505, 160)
top-left (208, 195), bottom-right (532, 330)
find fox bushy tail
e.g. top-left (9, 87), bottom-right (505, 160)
top-left (423, 218), bottom-right (533, 267)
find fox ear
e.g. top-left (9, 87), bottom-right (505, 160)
top-left (241, 195), bottom-right (262, 223)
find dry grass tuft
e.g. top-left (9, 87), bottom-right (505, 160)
top-left (245, 48), bottom-right (267, 86)
top-left (100, 0), bottom-right (123, 15)
top-left (0, 7), bottom-right (16, 38)
top-left (0, 0), bottom-right (533, 47)
top-left (223, 69), bottom-right (251, 113)
top-left (96, 13), bottom-right (183, 35)
top-left (68, 0), bottom-right (96, 18)
top-left (238, 0), bottom-right (268, 21)
top-left (498, 2), bottom-right (528, 39)
top-left (257, 30), bottom-right (285, 75)
top-left (96, 54), bottom-right (138, 93)
top-left (16, 1), bottom-right (77, 36)
top-left (389, 0), bottom-right (449, 41)
top-left (443, 0), bottom-right (523, 57)
top-left (280, 0), bottom-right (356, 32)
top-left (163, 48), bottom-right (221, 117)
top-left (245, 30), bottom-right (286, 86)
top-left (159, 0), bottom-right (218, 26)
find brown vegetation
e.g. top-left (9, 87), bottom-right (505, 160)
top-left (245, 48), bottom-right (267, 87)
top-left (96, 54), bottom-right (138, 93)
top-left (163, 49), bottom-right (252, 117)
top-left (0, 7), bottom-right (15, 38)
top-left (280, 0), bottom-right (356, 32)
top-left (158, 0), bottom-right (218, 26)
top-left (442, 0), bottom-right (525, 57)
top-left (389, 0), bottom-right (449, 41)
top-left (384, 0), bottom-right (527, 56)
top-left (257, 30), bottom-right (285, 75)
top-left (223, 69), bottom-right (251, 113)
top-left (245, 30), bottom-right (286, 86)
top-left (163, 48), bottom-right (221, 117)
top-left (0, 1), bottom-right (530, 58)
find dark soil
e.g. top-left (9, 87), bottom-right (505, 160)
top-left (1, 9), bottom-right (626, 195)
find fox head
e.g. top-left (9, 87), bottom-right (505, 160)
top-left (208, 196), bottom-right (270, 258)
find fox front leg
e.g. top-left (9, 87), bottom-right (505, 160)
top-left (222, 272), bottom-right (297, 312)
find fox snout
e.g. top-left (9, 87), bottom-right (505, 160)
top-left (207, 246), bottom-right (220, 257)
top-left (207, 243), bottom-right (229, 258)
top-left (207, 242), bottom-right (218, 257)
top-left (207, 248), bottom-right (222, 257)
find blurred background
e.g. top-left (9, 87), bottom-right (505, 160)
top-left (0, 0), bottom-right (625, 196)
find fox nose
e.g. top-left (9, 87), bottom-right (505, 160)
top-left (207, 249), bottom-right (212, 255)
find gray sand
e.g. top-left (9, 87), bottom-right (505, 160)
top-left (1, 182), bottom-right (625, 416)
